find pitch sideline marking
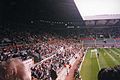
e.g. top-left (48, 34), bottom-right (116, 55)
top-left (79, 48), bottom-right (88, 71)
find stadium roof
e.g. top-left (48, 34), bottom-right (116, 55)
top-left (74, 0), bottom-right (120, 20)
top-left (1, 0), bottom-right (84, 26)
top-left (83, 14), bottom-right (120, 20)
top-left (85, 19), bottom-right (120, 27)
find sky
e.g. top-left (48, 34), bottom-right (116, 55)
top-left (74, 0), bottom-right (120, 20)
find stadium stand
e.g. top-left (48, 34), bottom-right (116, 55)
top-left (0, 0), bottom-right (120, 80)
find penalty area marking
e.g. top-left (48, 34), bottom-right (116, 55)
top-left (90, 49), bottom-right (101, 70)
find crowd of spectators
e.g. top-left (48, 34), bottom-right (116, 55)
top-left (0, 30), bottom-right (83, 80)
top-left (31, 40), bottom-right (82, 80)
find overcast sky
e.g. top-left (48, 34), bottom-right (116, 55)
top-left (74, 0), bottom-right (120, 20)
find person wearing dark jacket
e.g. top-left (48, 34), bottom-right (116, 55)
top-left (49, 68), bottom-right (57, 80)
top-left (98, 65), bottom-right (120, 80)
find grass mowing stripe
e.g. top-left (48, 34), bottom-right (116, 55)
top-left (80, 49), bottom-right (99, 80)
top-left (103, 49), bottom-right (118, 63)
top-left (90, 56), bottom-right (99, 80)
top-left (109, 48), bottom-right (120, 56)
top-left (90, 49), bottom-right (99, 80)
top-left (108, 49), bottom-right (120, 63)
top-left (96, 51), bottom-right (101, 70)
top-left (102, 48), bottom-right (117, 67)
top-left (113, 48), bottom-right (120, 55)
top-left (80, 48), bottom-right (120, 80)
top-left (105, 48), bottom-right (120, 64)
top-left (116, 48), bottom-right (120, 52)
top-left (80, 49), bottom-right (92, 80)
top-left (103, 49), bottom-right (116, 61)
top-left (97, 48), bottom-right (108, 68)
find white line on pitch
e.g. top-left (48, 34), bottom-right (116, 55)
top-left (96, 52), bottom-right (101, 70)
top-left (110, 49), bottom-right (120, 57)
top-left (103, 49), bottom-right (119, 64)
top-left (79, 48), bottom-right (88, 71)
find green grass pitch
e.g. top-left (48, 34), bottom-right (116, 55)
top-left (80, 48), bottom-right (120, 80)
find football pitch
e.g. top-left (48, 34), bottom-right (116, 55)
top-left (80, 48), bottom-right (120, 80)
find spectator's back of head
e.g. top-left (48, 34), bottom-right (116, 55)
top-left (98, 65), bottom-right (120, 80)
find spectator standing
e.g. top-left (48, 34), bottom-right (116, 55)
top-left (49, 67), bottom-right (57, 80)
